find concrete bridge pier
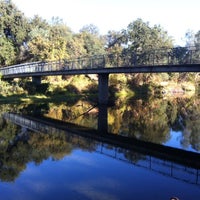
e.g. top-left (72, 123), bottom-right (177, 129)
top-left (98, 105), bottom-right (108, 133)
top-left (98, 73), bottom-right (109, 105)
top-left (32, 76), bottom-right (42, 85)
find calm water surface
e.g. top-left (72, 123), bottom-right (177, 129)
top-left (0, 97), bottom-right (200, 200)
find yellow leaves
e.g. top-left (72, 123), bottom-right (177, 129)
top-left (28, 36), bottom-right (49, 60)
top-left (28, 35), bottom-right (69, 61)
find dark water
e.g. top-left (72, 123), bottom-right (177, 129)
top-left (0, 96), bottom-right (200, 200)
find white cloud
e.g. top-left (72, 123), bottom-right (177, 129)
top-left (68, 177), bottom-right (120, 200)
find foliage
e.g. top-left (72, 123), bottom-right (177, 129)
top-left (105, 19), bottom-right (175, 87)
top-left (0, 77), bottom-right (24, 96)
top-left (28, 17), bottom-right (71, 61)
top-left (106, 30), bottom-right (126, 54)
top-left (126, 19), bottom-right (173, 51)
top-left (0, 0), bottom-right (30, 65)
top-left (0, 35), bottom-right (16, 65)
top-left (79, 24), bottom-right (106, 56)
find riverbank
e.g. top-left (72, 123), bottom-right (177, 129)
top-left (0, 75), bottom-right (197, 104)
top-left (0, 93), bottom-right (89, 104)
top-left (159, 81), bottom-right (196, 98)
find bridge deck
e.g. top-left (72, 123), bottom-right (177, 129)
top-left (2, 64), bottom-right (200, 79)
top-left (1, 46), bottom-right (200, 78)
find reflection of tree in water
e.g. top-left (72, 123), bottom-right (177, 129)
top-left (117, 147), bottom-right (146, 164)
top-left (44, 101), bottom-right (98, 129)
top-left (0, 122), bottom-right (72, 182)
top-left (108, 99), bottom-right (170, 145)
top-left (26, 97), bottom-right (200, 151)
top-left (0, 117), bottom-right (149, 182)
top-left (166, 100), bottom-right (178, 126)
top-left (177, 98), bottom-right (200, 151)
top-left (20, 103), bottom-right (50, 116)
top-left (107, 97), bottom-right (200, 152)
top-left (1, 96), bottom-right (200, 182)
top-left (0, 117), bottom-right (101, 182)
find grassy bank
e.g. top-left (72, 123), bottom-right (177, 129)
top-left (0, 74), bottom-right (198, 104)
top-left (0, 93), bottom-right (91, 104)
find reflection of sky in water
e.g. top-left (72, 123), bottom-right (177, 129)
top-left (164, 129), bottom-right (200, 153)
top-left (1, 149), bottom-right (200, 200)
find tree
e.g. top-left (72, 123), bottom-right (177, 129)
top-left (0, 35), bottom-right (16, 65)
top-left (106, 30), bottom-right (127, 54)
top-left (28, 17), bottom-right (72, 61)
top-left (195, 30), bottom-right (200, 48)
top-left (66, 34), bottom-right (87, 58)
top-left (0, 0), bottom-right (29, 45)
top-left (184, 30), bottom-right (195, 47)
top-left (183, 30), bottom-right (200, 64)
top-left (48, 18), bottom-right (72, 60)
top-left (79, 24), bottom-right (106, 56)
top-left (29, 15), bottom-right (49, 31)
top-left (0, 0), bottom-right (29, 65)
top-left (127, 18), bottom-right (173, 52)
top-left (124, 19), bottom-right (174, 86)
top-left (80, 24), bottom-right (99, 35)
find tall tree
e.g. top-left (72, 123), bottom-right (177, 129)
top-left (125, 19), bottom-right (173, 86)
top-left (28, 17), bottom-right (72, 61)
top-left (0, 0), bottom-right (29, 65)
top-left (106, 30), bottom-right (127, 54)
top-left (79, 24), bottom-right (106, 56)
top-left (127, 18), bottom-right (173, 52)
top-left (0, 35), bottom-right (16, 65)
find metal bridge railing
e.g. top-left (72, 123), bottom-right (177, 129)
top-left (1, 46), bottom-right (200, 76)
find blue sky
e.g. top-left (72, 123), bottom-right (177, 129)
top-left (12, 0), bottom-right (200, 45)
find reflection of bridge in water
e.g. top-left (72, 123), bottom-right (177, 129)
top-left (4, 112), bottom-right (200, 186)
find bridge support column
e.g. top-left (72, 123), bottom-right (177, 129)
top-left (32, 76), bottom-right (41, 85)
top-left (98, 73), bottom-right (109, 105)
top-left (98, 105), bottom-right (108, 133)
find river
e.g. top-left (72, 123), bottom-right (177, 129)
top-left (0, 96), bottom-right (200, 200)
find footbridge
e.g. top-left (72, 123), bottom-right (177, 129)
top-left (3, 112), bottom-right (200, 186)
top-left (1, 46), bottom-right (200, 104)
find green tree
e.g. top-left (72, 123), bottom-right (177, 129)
top-left (106, 30), bottom-right (127, 54)
top-left (28, 17), bottom-right (72, 61)
top-left (66, 34), bottom-right (87, 58)
top-left (127, 18), bottom-right (173, 52)
top-left (0, 0), bottom-right (29, 65)
top-left (0, 35), bottom-right (16, 65)
top-left (48, 18), bottom-right (72, 60)
top-left (79, 24), bottom-right (106, 56)
top-left (124, 19), bottom-right (173, 86)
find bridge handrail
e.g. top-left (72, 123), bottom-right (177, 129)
top-left (1, 61), bottom-right (43, 70)
top-left (0, 46), bottom-right (200, 76)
